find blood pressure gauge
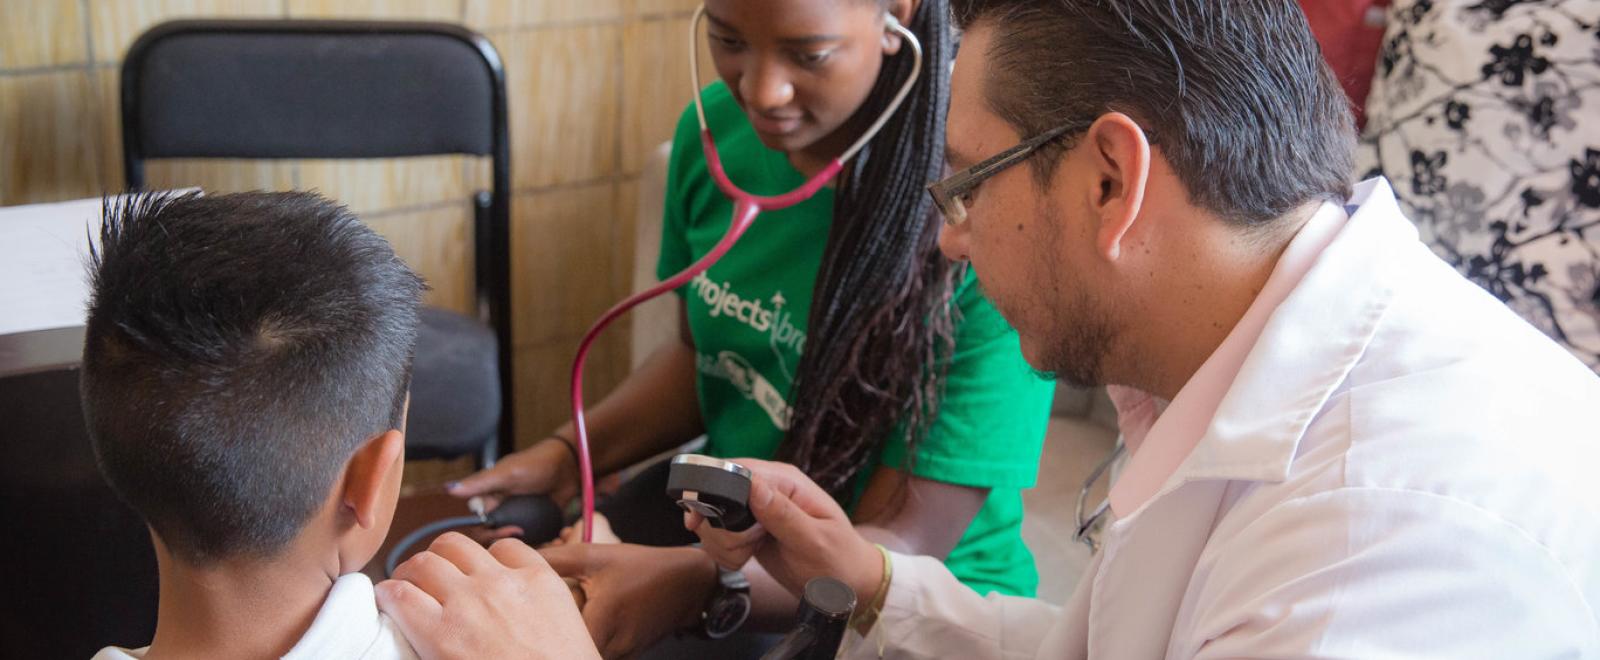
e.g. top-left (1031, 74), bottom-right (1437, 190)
top-left (666, 454), bottom-right (756, 532)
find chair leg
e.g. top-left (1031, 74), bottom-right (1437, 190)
top-left (477, 435), bottom-right (498, 470)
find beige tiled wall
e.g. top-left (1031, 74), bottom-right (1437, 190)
top-left (1, 1), bottom-right (708, 472)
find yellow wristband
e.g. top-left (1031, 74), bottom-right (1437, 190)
top-left (849, 544), bottom-right (893, 636)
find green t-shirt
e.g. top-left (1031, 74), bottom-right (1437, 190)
top-left (658, 82), bottom-right (1055, 597)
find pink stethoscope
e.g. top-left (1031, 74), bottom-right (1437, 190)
top-left (565, 5), bottom-right (924, 542)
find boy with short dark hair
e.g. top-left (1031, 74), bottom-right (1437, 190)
top-left (83, 191), bottom-right (424, 659)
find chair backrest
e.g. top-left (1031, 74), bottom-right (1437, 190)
top-left (122, 20), bottom-right (505, 168)
top-left (121, 20), bottom-right (515, 456)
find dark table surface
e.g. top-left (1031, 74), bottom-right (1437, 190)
top-left (362, 490), bottom-right (483, 581)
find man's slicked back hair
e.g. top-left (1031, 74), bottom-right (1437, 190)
top-left (81, 191), bottom-right (423, 565)
top-left (950, 0), bottom-right (1357, 226)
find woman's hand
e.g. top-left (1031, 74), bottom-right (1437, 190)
top-left (541, 543), bottom-right (719, 659)
top-left (545, 511), bottom-right (622, 547)
top-left (446, 437), bottom-right (579, 511)
top-left (687, 459), bottom-right (884, 609)
top-left (377, 533), bottom-right (599, 660)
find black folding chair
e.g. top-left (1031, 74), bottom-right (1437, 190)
top-left (121, 19), bottom-right (516, 465)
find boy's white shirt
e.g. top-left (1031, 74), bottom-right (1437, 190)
top-left (92, 573), bottom-right (419, 660)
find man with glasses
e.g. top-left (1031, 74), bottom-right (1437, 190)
top-left (379, 1), bottom-right (1600, 657)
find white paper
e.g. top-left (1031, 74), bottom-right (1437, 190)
top-left (0, 191), bottom-right (199, 336)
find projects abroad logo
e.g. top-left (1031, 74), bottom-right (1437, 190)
top-left (689, 272), bottom-right (806, 355)
top-left (698, 351), bottom-right (792, 430)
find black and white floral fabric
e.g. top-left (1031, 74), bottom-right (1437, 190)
top-left (1358, 0), bottom-right (1600, 371)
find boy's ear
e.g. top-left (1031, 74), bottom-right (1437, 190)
top-left (342, 429), bottom-right (405, 529)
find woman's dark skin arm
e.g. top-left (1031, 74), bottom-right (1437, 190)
top-left (853, 465), bottom-right (989, 555)
top-left (449, 301), bottom-right (702, 506)
top-left (553, 302), bottom-right (703, 477)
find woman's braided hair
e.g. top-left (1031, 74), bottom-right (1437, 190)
top-left (779, 0), bottom-right (962, 502)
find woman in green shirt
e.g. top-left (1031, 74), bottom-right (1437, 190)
top-left (450, 0), bottom-right (1053, 654)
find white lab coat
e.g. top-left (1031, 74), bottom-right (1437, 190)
top-left (847, 179), bottom-right (1600, 659)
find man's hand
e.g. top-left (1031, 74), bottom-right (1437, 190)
top-left (541, 543), bottom-right (719, 659)
top-left (376, 532), bottom-right (599, 660)
top-left (688, 459), bottom-right (884, 609)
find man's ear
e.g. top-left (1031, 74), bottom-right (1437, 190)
top-left (1083, 112), bottom-right (1152, 262)
top-left (342, 429), bottom-right (405, 529)
top-left (882, 0), bottom-right (919, 56)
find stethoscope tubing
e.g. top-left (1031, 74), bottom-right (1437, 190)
top-left (566, 4), bottom-right (924, 543)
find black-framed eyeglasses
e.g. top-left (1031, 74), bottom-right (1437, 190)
top-left (926, 122), bottom-right (1089, 226)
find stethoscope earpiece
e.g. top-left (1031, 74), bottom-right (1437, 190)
top-left (687, 3), bottom-right (922, 164)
